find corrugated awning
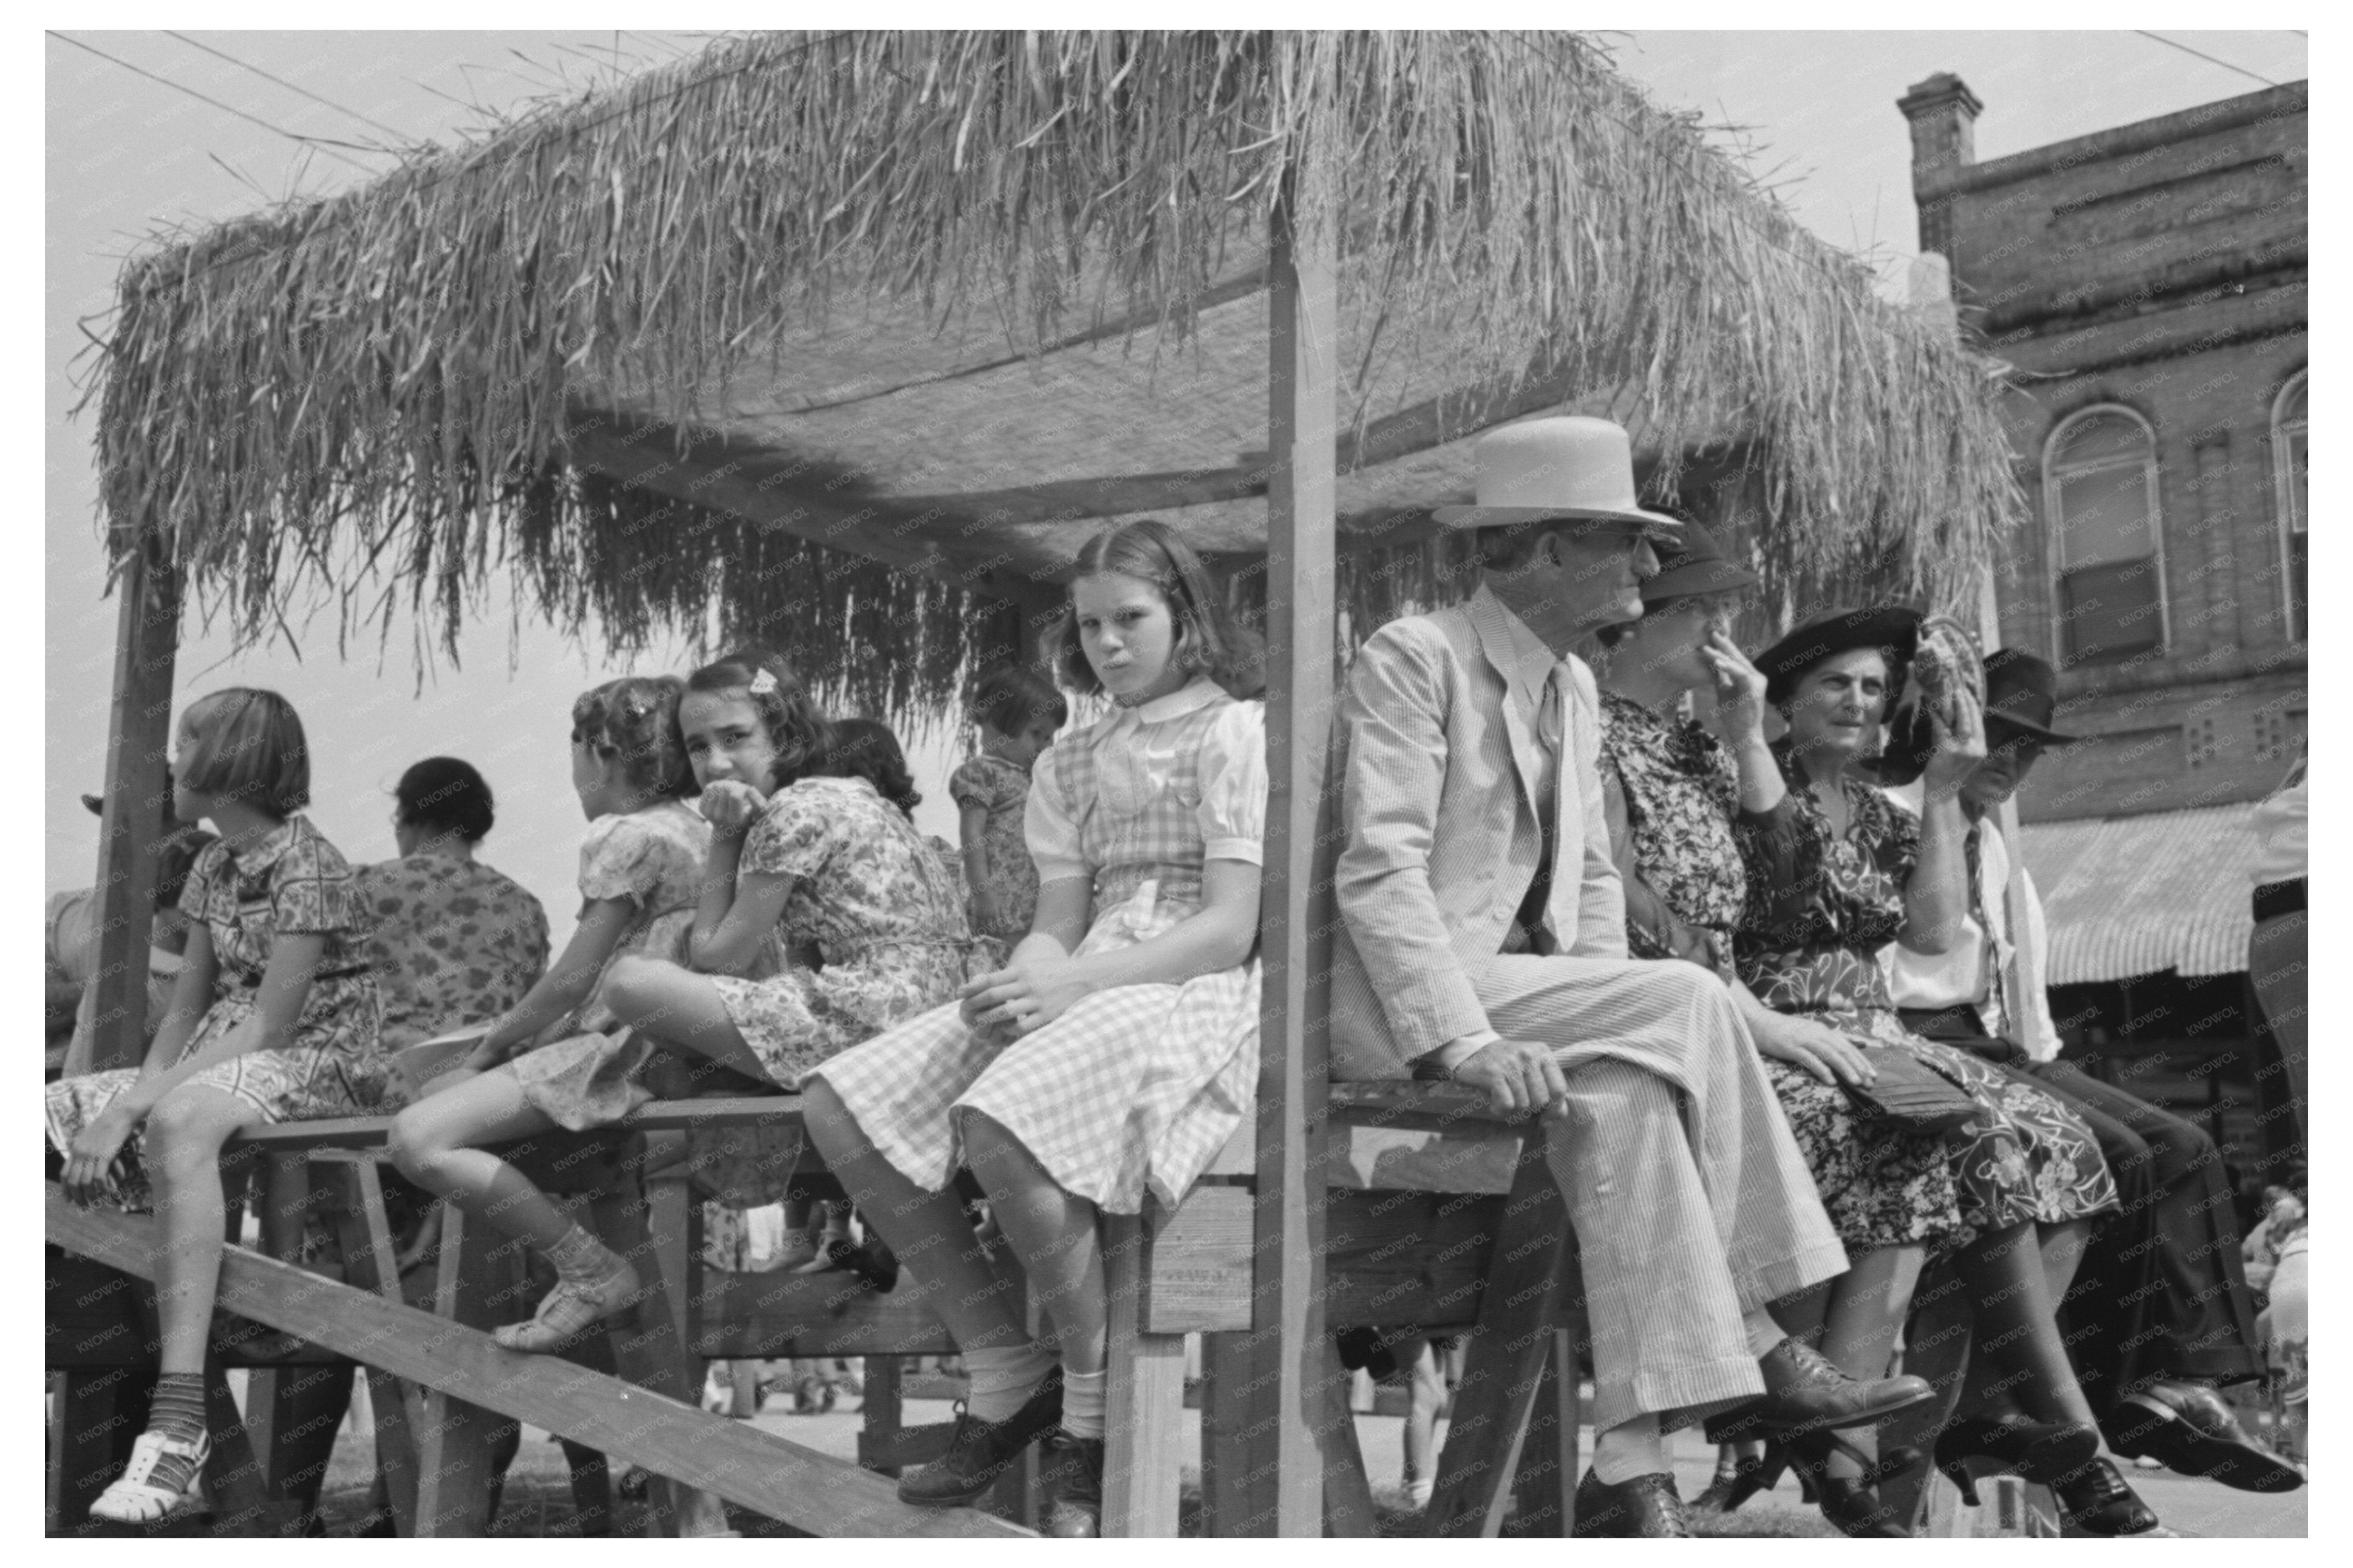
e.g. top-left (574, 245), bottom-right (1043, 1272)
top-left (2020, 804), bottom-right (2263, 985)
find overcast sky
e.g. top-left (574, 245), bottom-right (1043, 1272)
top-left (44, 27), bottom-right (2309, 938)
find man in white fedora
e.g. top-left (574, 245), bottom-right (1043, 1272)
top-left (1328, 416), bottom-right (1928, 1535)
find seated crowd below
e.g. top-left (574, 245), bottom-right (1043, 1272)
top-left (45, 419), bottom-right (2302, 1538)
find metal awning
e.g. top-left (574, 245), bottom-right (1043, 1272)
top-left (2020, 803), bottom-right (2262, 985)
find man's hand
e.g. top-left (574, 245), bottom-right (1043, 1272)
top-left (1454, 1038), bottom-right (1571, 1120)
top-left (1751, 1013), bottom-right (1877, 1087)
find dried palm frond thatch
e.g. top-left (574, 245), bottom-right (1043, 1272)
top-left (91, 29), bottom-right (2022, 722)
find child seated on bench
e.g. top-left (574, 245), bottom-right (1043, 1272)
top-left (47, 688), bottom-right (387, 1524)
top-left (389, 675), bottom-right (709, 1350)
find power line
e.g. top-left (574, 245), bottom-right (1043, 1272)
top-left (163, 30), bottom-right (413, 144)
top-left (48, 31), bottom-right (391, 173)
top-left (2133, 30), bottom-right (2278, 88)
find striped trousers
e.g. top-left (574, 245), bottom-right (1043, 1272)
top-left (1480, 951), bottom-right (1848, 1431)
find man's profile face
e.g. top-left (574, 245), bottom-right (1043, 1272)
top-left (1539, 526), bottom-right (1658, 634)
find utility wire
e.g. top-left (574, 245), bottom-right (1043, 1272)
top-left (2133, 30), bottom-right (2279, 88)
top-left (163, 30), bottom-right (414, 144)
top-left (49, 31), bottom-right (391, 172)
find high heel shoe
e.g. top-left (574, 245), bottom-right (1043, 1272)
top-left (1932, 1412), bottom-right (2096, 1501)
top-left (1781, 1429), bottom-right (1921, 1537)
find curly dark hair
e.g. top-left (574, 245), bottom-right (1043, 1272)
top-left (1048, 519), bottom-right (1265, 699)
top-left (393, 755), bottom-right (496, 842)
top-left (682, 647), bottom-right (831, 791)
top-left (571, 677), bottom-right (696, 799)
top-left (824, 717), bottom-right (921, 818)
top-left (970, 663), bottom-right (1069, 738)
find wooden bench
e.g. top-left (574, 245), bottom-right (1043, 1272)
top-left (49, 1084), bottom-right (1589, 1538)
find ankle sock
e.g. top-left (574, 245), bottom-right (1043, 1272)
top-left (963, 1343), bottom-right (1056, 1423)
top-left (546, 1222), bottom-right (618, 1281)
top-left (1743, 1308), bottom-right (1789, 1359)
top-left (148, 1372), bottom-right (209, 1447)
top-left (1591, 1416), bottom-right (1666, 1485)
top-left (1060, 1368), bottom-right (1108, 1441)
top-left (1405, 1476), bottom-right (1434, 1509)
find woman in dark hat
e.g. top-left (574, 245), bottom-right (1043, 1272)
top-left (1593, 533), bottom-right (1960, 1535)
top-left (1738, 608), bottom-right (2159, 1536)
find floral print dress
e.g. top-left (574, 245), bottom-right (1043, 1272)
top-left (508, 799), bottom-right (714, 1127)
top-left (1597, 694), bottom-right (1964, 1255)
top-left (1733, 742), bottom-right (2118, 1237)
top-left (357, 856), bottom-right (550, 1051)
top-left (44, 816), bottom-right (386, 1210)
top-left (950, 752), bottom-right (1040, 945)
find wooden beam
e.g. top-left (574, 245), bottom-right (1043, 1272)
top-left (1241, 42), bottom-right (1341, 1537)
top-left (46, 1188), bottom-right (1028, 1538)
top-left (84, 548), bottom-right (178, 1074)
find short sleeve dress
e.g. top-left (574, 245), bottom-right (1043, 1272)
top-left (809, 675), bottom-right (1266, 1217)
top-left (356, 856), bottom-right (552, 1052)
top-left (950, 752), bottom-right (1040, 944)
top-left (44, 815), bottom-right (387, 1209)
top-left (1734, 742), bottom-right (2118, 1237)
top-left (1597, 693), bottom-right (1963, 1255)
top-left (507, 799), bottom-right (713, 1127)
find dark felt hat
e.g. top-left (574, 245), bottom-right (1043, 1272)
top-left (1640, 523), bottom-right (1759, 602)
top-left (1755, 606), bottom-right (1923, 708)
top-left (1979, 647), bottom-right (2079, 744)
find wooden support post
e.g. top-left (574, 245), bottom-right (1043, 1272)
top-left (1100, 1210), bottom-right (1187, 1538)
top-left (1196, 1331), bottom-right (1249, 1537)
top-left (84, 547), bottom-right (179, 1075)
top-left (410, 1203), bottom-right (502, 1536)
top-left (1240, 31), bottom-right (1342, 1540)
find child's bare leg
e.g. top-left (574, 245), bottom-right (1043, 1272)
top-left (961, 1111), bottom-right (1106, 1373)
top-left (144, 1085), bottom-right (266, 1374)
top-left (602, 956), bottom-right (774, 1085)
top-left (799, 1080), bottom-right (1028, 1351)
top-left (390, 1069), bottom-right (572, 1255)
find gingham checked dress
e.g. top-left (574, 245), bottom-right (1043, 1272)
top-left (808, 675), bottom-right (1266, 1215)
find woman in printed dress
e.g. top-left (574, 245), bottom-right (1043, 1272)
top-left (1590, 533), bottom-right (1965, 1535)
top-left (802, 520), bottom-right (1266, 1537)
top-left (1739, 607), bottom-right (2158, 1537)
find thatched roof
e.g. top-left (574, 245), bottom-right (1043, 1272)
top-left (92, 30), bottom-right (2025, 721)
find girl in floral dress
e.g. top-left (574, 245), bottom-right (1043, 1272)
top-left (1591, 545), bottom-right (1965, 1537)
top-left (1739, 608), bottom-right (2158, 1538)
top-left (803, 519), bottom-right (1267, 1538)
top-left (952, 663), bottom-right (1068, 945)
top-left (47, 689), bottom-right (385, 1523)
top-left (389, 677), bottom-right (709, 1352)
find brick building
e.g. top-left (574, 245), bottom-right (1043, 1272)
top-left (1898, 74), bottom-right (2307, 1177)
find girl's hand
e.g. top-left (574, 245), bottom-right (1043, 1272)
top-left (460, 1036), bottom-right (518, 1075)
top-left (698, 779), bottom-right (768, 837)
top-left (1701, 630), bottom-right (1771, 743)
top-left (1751, 1013), bottom-right (1878, 1087)
top-left (1920, 684), bottom-right (1988, 797)
top-left (61, 1103), bottom-right (142, 1206)
top-left (959, 956), bottom-right (1088, 1041)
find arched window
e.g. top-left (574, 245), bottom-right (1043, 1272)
top-left (2272, 372), bottom-right (2307, 641)
top-left (2045, 407), bottom-right (2166, 665)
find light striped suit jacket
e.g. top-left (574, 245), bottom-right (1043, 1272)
top-left (1328, 586), bottom-right (1628, 1081)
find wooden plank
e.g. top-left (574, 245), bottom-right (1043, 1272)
top-left (84, 549), bottom-right (179, 1075)
top-left (226, 1097), bottom-right (808, 1154)
top-left (47, 1187), bottom-right (1028, 1537)
top-left (1421, 1127), bottom-right (1574, 1539)
top-left (1315, 1333), bottom-right (1378, 1538)
top-left (1101, 1212), bottom-right (1186, 1538)
top-left (1244, 41), bottom-right (1342, 1537)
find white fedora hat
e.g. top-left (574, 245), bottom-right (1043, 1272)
top-left (1431, 416), bottom-right (1681, 536)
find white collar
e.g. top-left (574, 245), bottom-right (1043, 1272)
top-left (1108, 674), bottom-right (1227, 727)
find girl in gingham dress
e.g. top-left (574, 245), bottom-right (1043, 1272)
top-left (47, 689), bottom-right (385, 1524)
top-left (805, 520), bottom-right (1267, 1538)
top-left (390, 677), bottom-right (711, 1353)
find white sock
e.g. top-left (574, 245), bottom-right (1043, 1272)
top-left (1743, 1308), bottom-right (1789, 1359)
top-left (963, 1343), bottom-right (1056, 1424)
top-left (1591, 1416), bottom-right (1667, 1485)
top-left (1060, 1368), bottom-right (1108, 1441)
top-left (1406, 1476), bottom-right (1434, 1509)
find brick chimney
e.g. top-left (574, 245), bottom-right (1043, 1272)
top-left (1897, 72), bottom-right (1983, 260)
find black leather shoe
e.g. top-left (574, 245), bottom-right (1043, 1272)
top-left (1571, 1468), bottom-right (1689, 1538)
top-left (1748, 1337), bottom-right (1935, 1433)
top-left (2103, 1385), bottom-right (2304, 1494)
top-left (1041, 1431), bottom-right (1105, 1538)
top-left (896, 1365), bottom-right (1064, 1507)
